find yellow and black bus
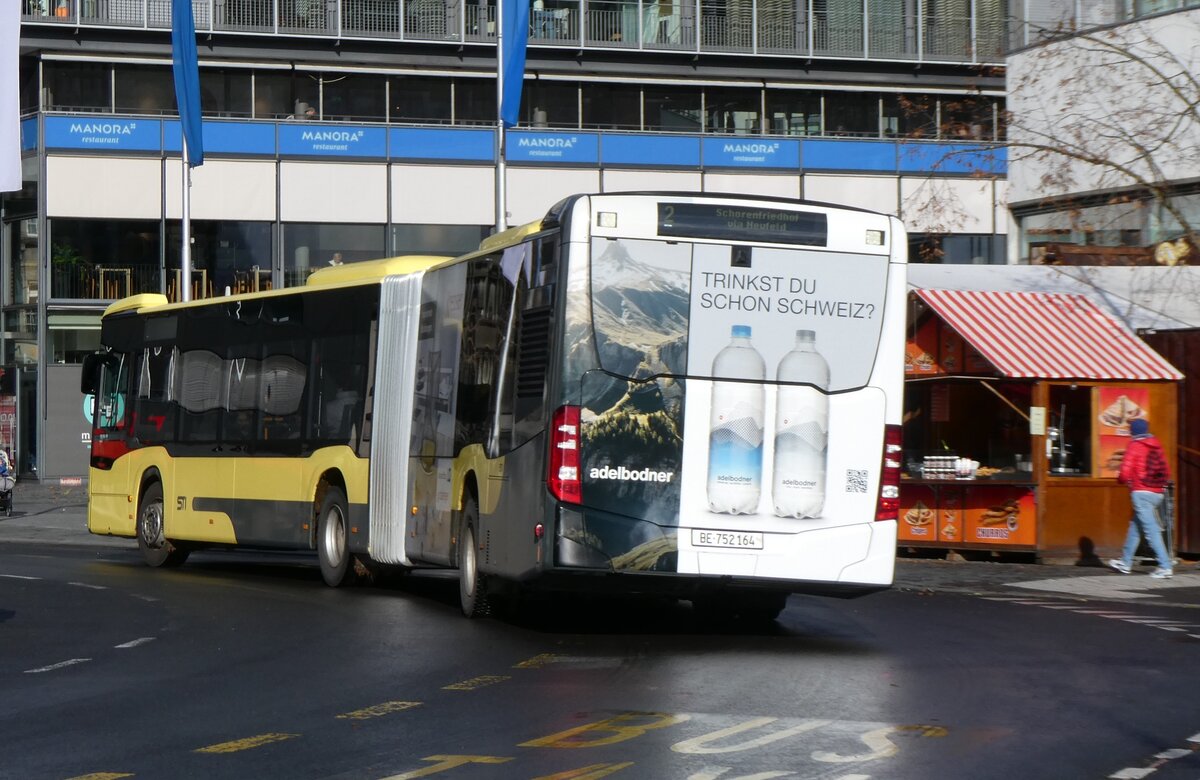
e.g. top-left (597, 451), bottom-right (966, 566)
top-left (83, 192), bottom-right (907, 619)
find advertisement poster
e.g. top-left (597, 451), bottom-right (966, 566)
top-left (938, 323), bottom-right (963, 374)
top-left (573, 237), bottom-right (893, 577)
top-left (963, 487), bottom-right (1037, 546)
top-left (1096, 387), bottom-right (1150, 478)
top-left (898, 485), bottom-right (937, 541)
top-left (905, 318), bottom-right (939, 375)
top-left (677, 243), bottom-right (889, 542)
top-left (939, 488), bottom-right (963, 543)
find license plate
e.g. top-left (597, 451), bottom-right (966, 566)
top-left (691, 529), bottom-right (764, 550)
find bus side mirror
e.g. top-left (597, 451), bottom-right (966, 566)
top-left (80, 353), bottom-right (113, 395)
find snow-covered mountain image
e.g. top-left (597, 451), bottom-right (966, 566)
top-left (565, 238), bottom-right (691, 382)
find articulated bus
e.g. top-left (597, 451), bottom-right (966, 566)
top-left (83, 192), bottom-right (906, 619)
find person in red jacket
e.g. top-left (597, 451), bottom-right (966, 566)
top-left (1109, 417), bottom-right (1173, 578)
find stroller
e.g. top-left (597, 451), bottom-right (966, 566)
top-left (0, 453), bottom-right (13, 517)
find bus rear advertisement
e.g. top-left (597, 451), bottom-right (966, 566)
top-left (83, 192), bottom-right (906, 620)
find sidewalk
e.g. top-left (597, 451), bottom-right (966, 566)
top-left (2, 479), bottom-right (1198, 603)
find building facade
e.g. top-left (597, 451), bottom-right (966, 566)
top-left (9, 0), bottom-right (1010, 479)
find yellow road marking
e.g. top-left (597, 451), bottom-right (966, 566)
top-left (337, 700), bottom-right (422, 720)
top-left (65, 774), bottom-right (133, 780)
top-left (442, 674), bottom-right (510, 691)
top-left (194, 732), bottom-right (299, 754)
top-left (377, 754), bottom-right (513, 779)
top-left (513, 653), bottom-right (565, 669)
top-left (522, 712), bottom-right (689, 748)
top-left (533, 762), bottom-right (635, 779)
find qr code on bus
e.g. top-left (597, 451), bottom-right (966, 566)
top-left (845, 469), bottom-right (869, 494)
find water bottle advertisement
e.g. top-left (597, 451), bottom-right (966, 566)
top-left (677, 243), bottom-right (890, 536)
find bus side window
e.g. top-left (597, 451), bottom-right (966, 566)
top-left (134, 346), bottom-right (178, 443)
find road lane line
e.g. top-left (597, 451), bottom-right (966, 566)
top-left (1109, 768), bottom-right (1155, 779)
top-left (337, 701), bottom-right (422, 720)
top-left (64, 774), bottom-right (133, 779)
top-left (68, 582), bottom-right (108, 590)
top-left (24, 658), bottom-right (91, 673)
top-left (443, 674), bottom-right (510, 691)
top-left (0, 574), bottom-right (40, 580)
top-left (114, 637), bottom-right (156, 648)
top-left (514, 653), bottom-right (566, 668)
top-left (194, 733), bottom-right (299, 753)
top-left (377, 755), bottom-right (513, 779)
top-left (531, 762), bottom-right (635, 779)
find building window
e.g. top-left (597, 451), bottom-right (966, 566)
top-left (391, 75), bottom-right (452, 124)
top-left (321, 72), bottom-right (387, 122)
top-left (825, 92), bottom-right (878, 137)
top-left (705, 87), bottom-right (761, 134)
top-left (883, 94), bottom-right (937, 138)
top-left (644, 86), bottom-right (701, 132)
top-left (114, 64), bottom-right (177, 115)
top-left (44, 61), bottom-right (111, 112)
top-left (47, 219), bottom-right (161, 300)
top-left (166, 220), bottom-right (274, 299)
top-left (200, 69), bottom-right (254, 117)
top-left (255, 71), bottom-right (319, 120)
top-left (283, 223), bottom-right (386, 287)
top-left (909, 233), bottom-right (1005, 264)
top-left (581, 83), bottom-right (641, 130)
top-left (391, 224), bottom-right (490, 256)
top-left (765, 90), bottom-right (820, 135)
top-left (521, 81), bottom-right (580, 128)
top-left (454, 78), bottom-right (498, 125)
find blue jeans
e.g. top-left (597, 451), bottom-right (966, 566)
top-left (1119, 490), bottom-right (1171, 569)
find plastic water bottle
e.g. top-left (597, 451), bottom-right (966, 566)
top-left (707, 325), bottom-right (766, 514)
top-left (772, 329), bottom-right (830, 518)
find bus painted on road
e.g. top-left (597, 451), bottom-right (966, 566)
top-left (83, 192), bottom-right (907, 619)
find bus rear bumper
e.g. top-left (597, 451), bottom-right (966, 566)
top-left (553, 506), bottom-right (895, 596)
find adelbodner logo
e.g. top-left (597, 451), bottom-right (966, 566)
top-left (590, 465), bottom-right (675, 483)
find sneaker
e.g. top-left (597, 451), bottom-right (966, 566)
top-left (1150, 567), bottom-right (1174, 579)
top-left (1108, 559), bottom-right (1131, 574)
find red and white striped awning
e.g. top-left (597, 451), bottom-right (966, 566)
top-left (915, 288), bottom-right (1183, 381)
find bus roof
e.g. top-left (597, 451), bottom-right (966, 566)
top-left (100, 255), bottom-right (450, 319)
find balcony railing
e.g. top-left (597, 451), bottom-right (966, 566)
top-left (21, 0), bottom-right (1008, 64)
top-left (47, 263), bottom-right (266, 302)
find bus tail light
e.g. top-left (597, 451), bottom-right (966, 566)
top-left (547, 405), bottom-right (582, 504)
top-left (875, 424), bottom-right (902, 522)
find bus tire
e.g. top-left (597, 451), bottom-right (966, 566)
top-left (137, 482), bottom-right (189, 568)
top-left (458, 496), bottom-right (491, 618)
top-left (317, 486), bottom-right (355, 587)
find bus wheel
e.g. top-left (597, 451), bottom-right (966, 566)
top-left (317, 486), bottom-right (355, 587)
top-left (458, 496), bottom-right (491, 618)
top-left (137, 482), bottom-right (189, 568)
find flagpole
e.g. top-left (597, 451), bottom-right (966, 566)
top-left (495, 0), bottom-right (507, 234)
top-left (181, 138), bottom-right (193, 302)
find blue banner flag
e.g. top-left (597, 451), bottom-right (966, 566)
top-left (499, 0), bottom-right (529, 128)
top-left (171, 0), bottom-right (204, 166)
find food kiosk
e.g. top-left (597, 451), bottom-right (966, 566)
top-left (900, 289), bottom-right (1182, 560)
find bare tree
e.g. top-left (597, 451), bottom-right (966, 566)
top-left (1006, 12), bottom-right (1200, 265)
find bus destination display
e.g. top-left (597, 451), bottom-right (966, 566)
top-left (658, 203), bottom-right (827, 246)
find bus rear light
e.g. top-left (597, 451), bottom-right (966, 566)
top-left (547, 405), bottom-right (582, 504)
top-left (875, 424), bottom-right (902, 522)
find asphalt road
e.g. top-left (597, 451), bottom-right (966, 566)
top-left (4, 526), bottom-right (1200, 780)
